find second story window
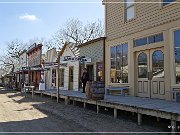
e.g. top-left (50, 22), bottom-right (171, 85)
top-left (163, 0), bottom-right (175, 6)
top-left (125, 0), bottom-right (135, 21)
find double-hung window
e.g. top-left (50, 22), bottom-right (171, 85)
top-left (125, 0), bottom-right (135, 21)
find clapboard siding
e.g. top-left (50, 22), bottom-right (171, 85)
top-left (44, 48), bottom-right (58, 90)
top-left (80, 40), bottom-right (104, 63)
top-left (105, 0), bottom-right (180, 40)
top-left (60, 44), bottom-right (80, 91)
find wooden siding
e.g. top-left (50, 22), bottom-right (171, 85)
top-left (80, 40), bottom-right (104, 63)
top-left (60, 45), bottom-right (80, 91)
top-left (105, 0), bottom-right (180, 41)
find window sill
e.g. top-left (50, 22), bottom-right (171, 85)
top-left (124, 18), bottom-right (136, 24)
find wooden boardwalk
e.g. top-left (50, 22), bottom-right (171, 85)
top-left (33, 89), bottom-right (180, 132)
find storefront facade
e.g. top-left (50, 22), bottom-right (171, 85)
top-left (79, 37), bottom-right (106, 83)
top-left (103, 0), bottom-right (180, 100)
top-left (43, 48), bottom-right (58, 90)
top-left (59, 42), bottom-right (80, 91)
top-left (27, 43), bottom-right (43, 88)
top-left (16, 50), bottom-right (28, 88)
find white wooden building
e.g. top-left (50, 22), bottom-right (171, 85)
top-left (59, 42), bottom-right (80, 91)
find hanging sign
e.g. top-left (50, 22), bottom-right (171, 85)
top-left (60, 56), bottom-right (91, 63)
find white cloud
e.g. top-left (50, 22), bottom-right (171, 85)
top-left (19, 13), bottom-right (38, 21)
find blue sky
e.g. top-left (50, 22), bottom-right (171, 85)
top-left (0, 0), bottom-right (104, 54)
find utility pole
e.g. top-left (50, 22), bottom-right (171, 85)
top-left (57, 52), bottom-right (60, 103)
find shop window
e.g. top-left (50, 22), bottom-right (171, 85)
top-left (174, 29), bottom-right (180, 84)
top-left (163, 0), bottom-right (175, 6)
top-left (125, 0), bottom-right (135, 21)
top-left (60, 68), bottom-right (64, 87)
top-left (96, 62), bottom-right (103, 81)
top-left (110, 43), bottom-right (128, 83)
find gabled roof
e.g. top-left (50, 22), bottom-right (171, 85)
top-left (59, 42), bottom-right (80, 57)
top-left (78, 37), bottom-right (106, 48)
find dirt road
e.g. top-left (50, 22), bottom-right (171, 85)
top-left (0, 89), bottom-right (165, 134)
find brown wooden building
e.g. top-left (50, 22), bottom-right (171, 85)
top-left (27, 43), bottom-right (43, 88)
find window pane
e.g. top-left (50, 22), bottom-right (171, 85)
top-left (163, 0), bottom-right (175, 6)
top-left (111, 69), bottom-right (117, 83)
top-left (125, 0), bottom-right (135, 7)
top-left (111, 46), bottom-right (116, 69)
top-left (155, 33), bottom-right (164, 42)
top-left (111, 46), bottom-right (116, 83)
top-left (134, 37), bottom-right (147, 47)
top-left (97, 63), bottom-right (103, 81)
top-left (148, 33), bottom-right (164, 44)
top-left (174, 29), bottom-right (180, 84)
top-left (175, 48), bottom-right (180, 84)
top-left (122, 44), bottom-right (128, 83)
top-left (152, 50), bottom-right (164, 78)
top-left (116, 45), bottom-right (122, 70)
top-left (138, 53), bottom-right (148, 78)
top-left (174, 30), bottom-right (180, 47)
top-left (126, 6), bottom-right (135, 20)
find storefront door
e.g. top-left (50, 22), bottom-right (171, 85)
top-left (87, 65), bottom-right (94, 81)
top-left (69, 66), bottom-right (74, 90)
top-left (136, 48), bottom-right (165, 99)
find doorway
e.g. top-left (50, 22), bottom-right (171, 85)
top-left (87, 65), bottom-right (94, 81)
top-left (136, 48), bottom-right (165, 99)
top-left (69, 66), bottom-right (74, 90)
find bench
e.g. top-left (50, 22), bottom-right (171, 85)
top-left (106, 86), bottom-right (129, 96)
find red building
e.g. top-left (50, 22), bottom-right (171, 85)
top-left (27, 43), bottom-right (43, 89)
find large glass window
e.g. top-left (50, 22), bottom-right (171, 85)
top-left (163, 0), bottom-right (175, 6)
top-left (174, 29), bottom-right (180, 84)
top-left (110, 43), bottom-right (128, 83)
top-left (125, 0), bottom-right (135, 21)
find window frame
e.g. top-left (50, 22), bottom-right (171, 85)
top-left (134, 33), bottom-right (164, 47)
top-left (124, 0), bottom-right (135, 22)
top-left (173, 29), bottom-right (180, 84)
top-left (110, 43), bottom-right (129, 84)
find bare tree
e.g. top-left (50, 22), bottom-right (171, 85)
top-left (55, 18), bottom-right (105, 45)
top-left (0, 39), bottom-right (25, 73)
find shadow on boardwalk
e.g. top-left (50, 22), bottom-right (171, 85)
top-left (0, 89), bottom-right (173, 134)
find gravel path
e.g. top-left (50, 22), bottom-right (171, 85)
top-left (0, 89), bottom-right (167, 134)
